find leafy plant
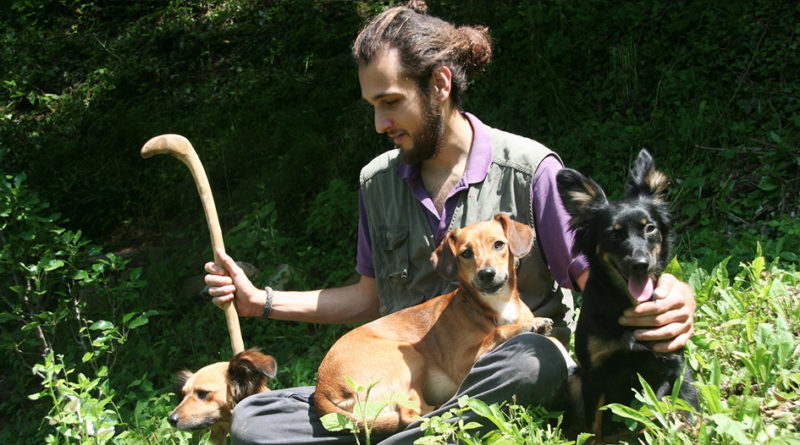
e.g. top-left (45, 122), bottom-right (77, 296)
top-left (0, 163), bottom-right (155, 443)
top-left (417, 396), bottom-right (591, 445)
top-left (320, 376), bottom-right (414, 445)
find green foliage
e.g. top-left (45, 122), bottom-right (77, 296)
top-left (1, 1), bottom-right (799, 443)
top-left (417, 396), bottom-right (590, 445)
top-left (0, 159), bottom-right (158, 442)
top-left (416, 251), bottom-right (800, 444)
top-left (320, 376), bottom-right (415, 445)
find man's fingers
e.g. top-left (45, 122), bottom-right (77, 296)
top-left (621, 303), bottom-right (691, 327)
top-left (633, 320), bottom-right (689, 341)
top-left (208, 283), bottom-right (237, 297)
top-left (212, 294), bottom-right (235, 308)
top-left (214, 248), bottom-right (246, 278)
top-left (205, 261), bottom-right (227, 275)
top-left (622, 297), bottom-right (680, 318)
top-left (205, 273), bottom-right (233, 287)
top-left (650, 328), bottom-right (695, 353)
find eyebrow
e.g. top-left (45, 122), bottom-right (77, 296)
top-left (364, 90), bottom-right (400, 103)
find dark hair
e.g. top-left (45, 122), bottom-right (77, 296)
top-left (352, 3), bottom-right (492, 109)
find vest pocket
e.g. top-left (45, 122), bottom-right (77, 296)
top-left (376, 225), bottom-right (410, 281)
top-left (374, 225), bottom-right (412, 312)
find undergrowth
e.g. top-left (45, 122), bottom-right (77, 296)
top-left (1, 1), bottom-right (799, 443)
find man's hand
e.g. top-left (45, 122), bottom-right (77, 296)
top-left (618, 273), bottom-right (696, 353)
top-left (204, 248), bottom-right (267, 317)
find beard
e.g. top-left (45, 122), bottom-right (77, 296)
top-left (398, 94), bottom-right (445, 165)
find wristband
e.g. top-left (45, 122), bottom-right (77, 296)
top-left (261, 286), bottom-right (274, 319)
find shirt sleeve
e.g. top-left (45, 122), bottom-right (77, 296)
top-left (355, 189), bottom-right (376, 278)
top-left (532, 155), bottom-right (588, 291)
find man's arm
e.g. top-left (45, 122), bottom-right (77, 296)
top-left (205, 248), bottom-right (380, 324)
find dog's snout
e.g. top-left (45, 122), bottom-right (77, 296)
top-left (167, 412), bottom-right (180, 426)
top-left (477, 267), bottom-right (496, 283)
top-left (629, 254), bottom-right (650, 274)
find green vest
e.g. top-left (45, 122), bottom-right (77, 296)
top-left (360, 127), bottom-right (574, 340)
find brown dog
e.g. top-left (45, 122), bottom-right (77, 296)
top-left (169, 348), bottom-right (277, 445)
top-left (314, 214), bottom-right (555, 434)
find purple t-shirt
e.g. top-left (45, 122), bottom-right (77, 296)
top-left (356, 113), bottom-right (588, 291)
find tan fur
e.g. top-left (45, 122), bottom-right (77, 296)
top-left (169, 349), bottom-right (277, 445)
top-left (587, 335), bottom-right (627, 368)
top-left (313, 215), bottom-right (553, 434)
top-left (645, 169), bottom-right (669, 200)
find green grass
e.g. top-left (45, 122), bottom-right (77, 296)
top-left (415, 249), bottom-right (800, 444)
top-left (10, 248), bottom-right (798, 444)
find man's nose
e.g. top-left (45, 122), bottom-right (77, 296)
top-left (374, 109), bottom-right (392, 134)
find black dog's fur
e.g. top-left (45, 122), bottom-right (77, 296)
top-left (557, 149), bottom-right (699, 438)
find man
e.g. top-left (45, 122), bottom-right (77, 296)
top-left (204, 5), bottom-right (696, 444)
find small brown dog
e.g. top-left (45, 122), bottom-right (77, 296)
top-left (314, 214), bottom-right (555, 434)
top-left (169, 348), bottom-right (277, 445)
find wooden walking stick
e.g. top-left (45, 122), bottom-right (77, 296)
top-left (141, 134), bottom-right (245, 356)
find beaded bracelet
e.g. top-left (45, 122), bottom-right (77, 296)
top-left (261, 286), bottom-right (274, 319)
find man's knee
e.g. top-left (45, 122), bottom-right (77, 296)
top-left (495, 333), bottom-right (569, 406)
top-left (229, 393), bottom-right (263, 444)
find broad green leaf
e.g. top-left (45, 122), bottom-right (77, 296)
top-left (603, 403), bottom-right (658, 430)
top-left (127, 314), bottom-right (150, 329)
top-left (41, 258), bottom-right (65, 272)
top-left (89, 320), bottom-right (114, 331)
top-left (711, 414), bottom-right (750, 444)
top-left (320, 412), bottom-right (353, 432)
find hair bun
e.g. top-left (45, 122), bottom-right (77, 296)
top-left (456, 25), bottom-right (492, 75)
top-left (406, 0), bottom-right (428, 14)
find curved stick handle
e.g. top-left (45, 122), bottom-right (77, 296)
top-left (141, 134), bottom-right (245, 356)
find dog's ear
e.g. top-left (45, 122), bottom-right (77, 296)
top-left (227, 348), bottom-right (278, 402)
top-left (625, 149), bottom-right (669, 201)
top-left (557, 168), bottom-right (608, 221)
top-left (431, 230), bottom-right (459, 281)
top-left (494, 214), bottom-right (535, 258)
top-left (174, 370), bottom-right (192, 398)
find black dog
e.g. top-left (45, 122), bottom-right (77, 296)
top-left (557, 149), bottom-right (699, 439)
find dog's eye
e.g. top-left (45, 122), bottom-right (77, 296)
top-left (460, 249), bottom-right (474, 259)
top-left (645, 224), bottom-right (657, 234)
top-left (493, 241), bottom-right (505, 251)
top-left (196, 390), bottom-right (210, 400)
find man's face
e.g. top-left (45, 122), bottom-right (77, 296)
top-left (358, 47), bottom-right (444, 164)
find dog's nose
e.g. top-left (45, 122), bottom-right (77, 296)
top-left (630, 256), bottom-right (649, 274)
top-left (168, 412), bottom-right (180, 426)
top-left (477, 267), bottom-right (496, 283)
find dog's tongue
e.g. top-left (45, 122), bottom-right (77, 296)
top-left (628, 276), bottom-right (654, 303)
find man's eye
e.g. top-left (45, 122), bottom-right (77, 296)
top-left (460, 249), bottom-right (474, 259)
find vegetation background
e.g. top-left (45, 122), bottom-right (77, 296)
top-left (1, 0), bottom-right (797, 443)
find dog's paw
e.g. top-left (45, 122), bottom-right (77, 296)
top-left (530, 317), bottom-right (553, 335)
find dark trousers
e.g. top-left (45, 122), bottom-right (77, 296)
top-left (231, 333), bottom-right (569, 444)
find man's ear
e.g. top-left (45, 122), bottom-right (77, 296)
top-left (430, 65), bottom-right (452, 102)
